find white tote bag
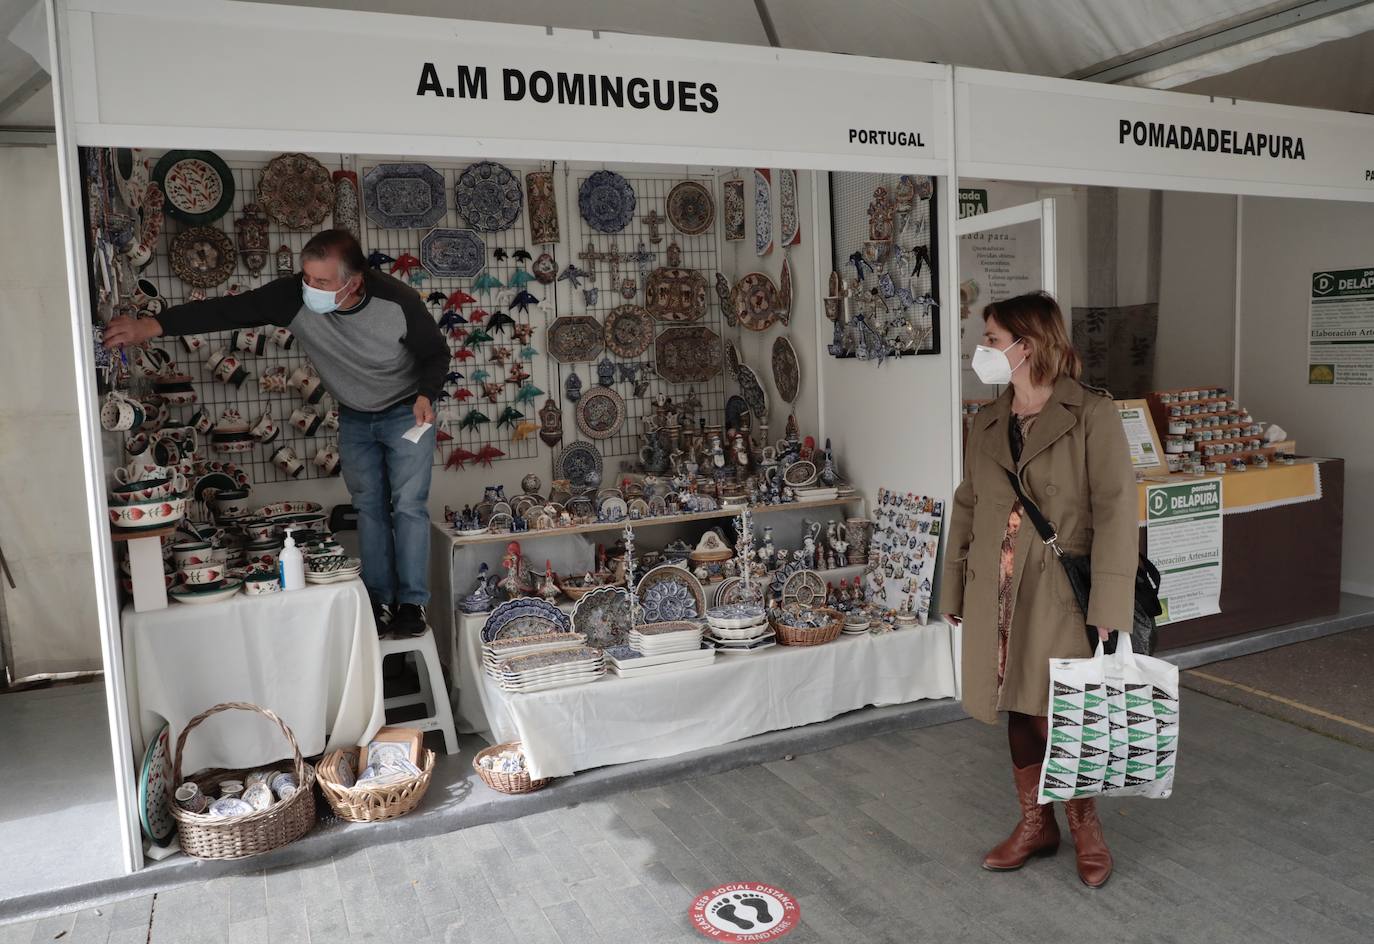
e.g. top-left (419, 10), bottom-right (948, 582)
top-left (1037, 633), bottom-right (1179, 803)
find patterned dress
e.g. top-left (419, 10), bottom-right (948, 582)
top-left (996, 412), bottom-right (1038, 690)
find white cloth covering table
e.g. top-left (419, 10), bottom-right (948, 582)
top-left (122, 580), bottom-right (385, 774)
top-left (452, 610), bottom-right (958, 780)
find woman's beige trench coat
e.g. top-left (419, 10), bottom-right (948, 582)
top-left (941, 376), bottom-right (1139, 723)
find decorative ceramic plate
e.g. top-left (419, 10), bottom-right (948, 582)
top-left (454, 161), bottom-right (523, 232)
top-left (554, 441), bottom-right (603, 489)
top-left (576, 387), bottom-right (626, 440)
top-left (138, 724), bottom-right (175, 843)
top-left (782, 459), bottom-right (818, 487)
top-left (169, 578), bottom-right (243, 604)
top-left (778, 255), bottom-right (794, 325)
top-left (782, 569), bottom-right (827, 606)
top-left (547, 316), bottom-right (605, 363)
top-left (578, 170), bottom-right (636, 233)
top-left (654, 326), bottom-right (722, 384)
top-left (636, 564), bottom-right (706, 623)
top-left (483, 597), bottom-right (571, 643)
top-left (771, 335), bottom-right (801, 404)
top-left (713, 575), bottom-right (754, 607)
top-left (732, 272), bottom-right (779, 332)
top-left (724, 342), bottom-right (741, 380)
top-left (169, 227), bottom-right (236, 288)
top-left (666, 180), bottom-right (714, 236)
top-left (363, 162), bottom-right (447, 229)
top-left (151, 150), bottom-right (234, 225)
top-left (257, 153), bottom-right (334, 229)
top-left (723, 395), bottom-right (749, 432)
top-left (736, 363), bottom-right (769, 420)
top-left (603, 304), bottom-right (653, 357)
top-left (645, 264), bottom-right (708, 323)
top-left (570, 585), bottom-right (632, 649)
top-left (420, 228), bottom-right (485, 278)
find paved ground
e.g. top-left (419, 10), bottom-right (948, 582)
top-left (4, 687), bottom-right (1372, 944)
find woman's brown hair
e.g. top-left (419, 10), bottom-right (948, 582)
top-left (982, 291), bottom-right (1082, 385)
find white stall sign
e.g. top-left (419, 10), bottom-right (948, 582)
top-left (1307, 267), bottom-right (1374, 386)
top-left (1146, 480), bottom-right (1223, 625)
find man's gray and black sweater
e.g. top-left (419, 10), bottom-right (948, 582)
top-left (155, 269), bottom-right (446, 413)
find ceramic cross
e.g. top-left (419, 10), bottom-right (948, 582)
top-left (577, 241), bottom-right (605, 276)
top-left (604, 242), bottom-right (623, 286)
top-left (640, 210), bottom-right (666, 244)
top-left (631, 241), bottom-right (656, 275)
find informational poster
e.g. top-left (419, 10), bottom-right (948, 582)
top-left (1146, 479), bottom-right (1223, 625)
top-left (1307, 267), bottom-right (1374, 385)
top-left (959, 219), bottom-right (1041, 397)
top-left (958, 188), bottom-right (988, 218)
top-left (1116, 400), bottom-right (1165, 473)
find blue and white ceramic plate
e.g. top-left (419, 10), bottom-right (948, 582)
top-left (554, 441), bottom-right (603, 490)
top-left (570, 586), bottom-right (632, 649)
top-left (454, 161), bottom-right (523, 232)
top-left (636, 565), bottom-right (705, 623)
top-left (578, 170), bottom-right (636, 233)
top-left (138, 724), bottom-right (176, 843)
top-left (421, 228), bottom-right (485, 278)
top-left (363, 163), bottom-right (447, 229)
top-left (482, 597), bottom-right (571, 643)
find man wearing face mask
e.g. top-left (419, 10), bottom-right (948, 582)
top-left (102, 229), bottom-right (446, 638)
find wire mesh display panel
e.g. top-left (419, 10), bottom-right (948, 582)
top-left (550, 167), bottom-right (727, 477)
top-left (828, 171), bottom-right (941, 356)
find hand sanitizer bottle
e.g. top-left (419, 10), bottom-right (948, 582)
top-left (279, 527), bottom-right (305, 591)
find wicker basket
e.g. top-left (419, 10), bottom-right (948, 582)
top-left (771, 607), bottom-right (844, 647)
top-left (472, 741), bottom-right (548, 795)
top-left (317, 747), bottom-right (436, 822)
top-left (170, 702), bottom-right (316, 860)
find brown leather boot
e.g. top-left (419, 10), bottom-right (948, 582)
top-left (982, 763), bottom-right (1060, 871)
top-left (1065, 798), bottom-right (1113, 888)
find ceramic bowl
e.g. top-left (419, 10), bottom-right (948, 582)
top-left (172, 540), bottom-right (213, 568)
top-left (109, 498), bottom-right (184, 531)
top-left (243, 572), bottom-right (282, 596)
top-left (211, 488), bottom-right (253, 519)
top-left (109, 474), bottom-right (186, 504)
top-left (179, 563), bottom-right (226, 586)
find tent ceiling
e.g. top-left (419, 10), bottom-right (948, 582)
top-left (3, 0), bottom-right (1374, 129)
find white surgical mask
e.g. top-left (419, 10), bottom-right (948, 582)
top-left (971, 338), bottom-right (1025, 386)
top-left (302, 281), bottom-right (344, 314)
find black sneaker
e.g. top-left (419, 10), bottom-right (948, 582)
top-left (371, 601), bottom-right (392, 634)
top-left (390, 603), bottom-right (428, 637)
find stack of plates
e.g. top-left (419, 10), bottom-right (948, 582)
top-left (482, 632), bottom-right (588, 679)
top-left (498, 646), bottom-right (606, 693)
top-left (707, 629), bottom-right (776, 653)
top-left (705, 602), bottom-right (773, 651)
top-left (605, 644), bottom-right (715, 679)
top-left (794, 486), bottom-right (840, 501)
top-left (304, 555), bottom-right (361, 584)
top-left (630, 620), bottom-right (704, 655)
top-left (842, 613), bottom-right (871, 636)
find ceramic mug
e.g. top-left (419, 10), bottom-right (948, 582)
top-left (174, 782), bottom-right (209, 814)
top-left (114, 460), bottom-right (168, 485)
top-left (232, 328), bottom-right (268, 356)
top-left (272, 446), bottom-right (305, 479)
top-left (181, 335), bottom-right (207, 358)
top-left (321, 408), bottom-right (340, 431)
top-left (138, 397), bottom-right (170, 432)
top-left (129, 345), bottom-right (171, 378)
top-left (189, 406), bottom-right (214, 434)
top-left (312, 443), bottom-right (341, 475)
top-left (289, 406), bottom-right (323, 437)
top-left (270, 327), bottom-right (295, 350)
top-left (100, 392), bottom-right (144, 432)
top-left (251, 410), bottom-right (280, 445)
top-left (151, 434), bottom-right (184, 467)
top-left (210, 488), bottom-right (251, 519)
top-left (152, 373), bottom-right (197, 405)
top-left (242, 572), bottom-right (282, 596)
top-left (207, 349), bottom-right (250, 387)
top-left (179, 563), bottom-right (224, 586)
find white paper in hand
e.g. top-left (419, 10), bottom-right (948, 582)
top-left (402, 422), bottom-right (432, 445)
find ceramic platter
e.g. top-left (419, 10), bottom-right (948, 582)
top-left (482, 597), bottom-right (572, 643)
top-left (151, 150), bottom-right (234, 225)
top-left (603, 304), bottom-right (653, 358)
top-left (771, 335), bottom-right (801, 404)
top-left (578, 170), bottom-right (636, 233)
top-left (732, 272), bottom-right (780, 332)
top-left (555, 440), bottom-right (603, 489)
top-left (570, 585), bottom-right (633, 649)
top-left (778, 256), bottom-right (794, 325)
top-left (654, 326), bottom-right (722, 385)
top-left (454, 161), bottom-right (523, 232)
top-left (257, 152), bottom-right (334, 229)
top-left (735, 362), bottom-right (769, 420)
top-left (645, 265), bottom-right (708, 323)
top-left (782, 459), bottom-right (818, 487)
top-left (169, 227), bottom-right (236, 288)
top-left (636, 564), bottom-right (706, 623)
top-left (666, 180), bottom-right (715, 236)
top-left (782, 569), bottom-right (827, 606)
top-left (547, 315), bottom-right (605, 363)
top-left (363, 162), bottom-right (447, 229)
top-left (420, 227), bottom-right (486, 278)
top-left (138, 723), bottom-right (175, 843)
top-left (713, 575), bottom-right (753, 607)
top-left (576, 387), bottom-right (626, 440)
top-left (724, 341), bottom-right (741, 379)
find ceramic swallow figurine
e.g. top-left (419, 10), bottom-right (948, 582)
top-left (512, 249), bottom-right (532, 264)
top-left (493, 247), bottom-right (508, 262)
top-left (470, 368), bottom-right (491, 384)
top-left (496, 406), bottom-right (525, 429)
top-left (438, 309), bottom-right (467, 331)
top-left (512, 323), bottom-right (535, 345)
top-left (468, 308), bottom-right (491, 325)
top-left (453, 387), bottom-right (475, 402)
top-left (458, 409), bottom-right (490, 432)
top-left (445, 447), bottom-right (478, 470)
top-left (475, 444), bottom-right (505, 467)
top-left (466, 327), bottom-right (494, 347)
top-left (518, 344), bottom-right (539, 360)
top-left (444, 370), bottom-right (465, 386)
top-left (511, 290), bottom-right (540, 314)
top-left (472, 271), bottom-right (504, 294)
top-left (443, 290), bottom-right (477, 315)
top-left (367, 251), bottom-right (395, 270)
top-left (506, 363), bottom-right (531, 386)
top-left (487, 311), bottom-right (517, 336)
top-left (508, 268), bottom-right (535, 289)
top-left (848, 251), bottom-right (873, 282)
top-left (483, 381), bottom-right (504, 402)
top-left (512, 420), bottom-right (539, 441)
top-left (426, 290), bottom-right (448, 308)
top-left (390, 253), bottom-right (423, 279)
top-left (514, 383), bottom-right (544, 406)
top-left (558, 264), bottom-right (590, 288)
top-left (451, 348), bottom-right (476, 363)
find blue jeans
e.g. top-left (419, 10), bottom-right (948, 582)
top-left (338, 402), bottom-right (434, 606)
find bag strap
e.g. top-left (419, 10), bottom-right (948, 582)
top-left (1004, 470), bottom-right (1063, 557)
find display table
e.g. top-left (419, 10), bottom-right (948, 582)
top-left (452, 609), bottom-right (957, 780)
top-left (122, 580), bottom-right (385, 773)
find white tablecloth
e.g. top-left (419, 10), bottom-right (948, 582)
top-left (122, 580), bottom-right (385, 774)
top-left (452, 611), bottom-right (958, 780)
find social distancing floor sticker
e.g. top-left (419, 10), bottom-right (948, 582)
top-left (690, 883), bottom-right (799, 941)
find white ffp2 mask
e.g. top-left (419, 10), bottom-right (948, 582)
top-left (971, 338), bottom-right (1025, 385)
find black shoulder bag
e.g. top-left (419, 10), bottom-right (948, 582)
top-left (1005, 470), bottom-right (1162, 656)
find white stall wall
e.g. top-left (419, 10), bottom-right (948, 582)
top-left (0, 147), bottom-right (102, 677)
top-left (1156, 191), bottom-right (1239, 390)
top-left (1237, 196), bottom-right (1374, 595)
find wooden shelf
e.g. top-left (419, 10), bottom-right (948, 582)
top-left (443, 496), bottom-right (865, 547)
top-left (110, 524), bottom-right (178, 543)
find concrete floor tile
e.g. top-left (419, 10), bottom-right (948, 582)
top-left (540, 900), bottom-right (603, 944)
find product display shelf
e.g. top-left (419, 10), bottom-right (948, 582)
top-left (444, 496), bottom-right (863, 547)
